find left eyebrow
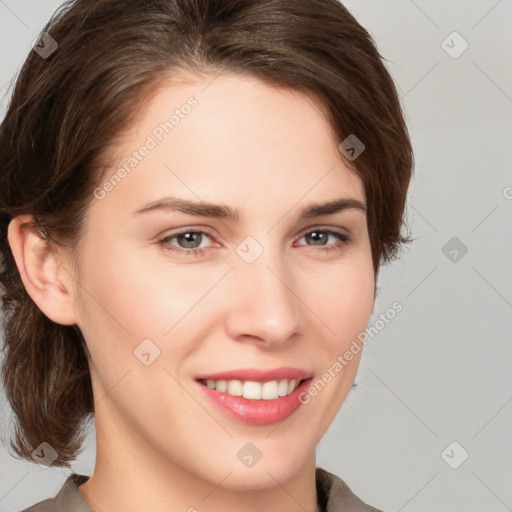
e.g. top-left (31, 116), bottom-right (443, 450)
top-left (298, 198), bottom-right (367, 218)
top-left (131, 196), bottom-right (367, 221)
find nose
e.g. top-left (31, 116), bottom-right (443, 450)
top-left (223, 245), bottom-right (302, 348)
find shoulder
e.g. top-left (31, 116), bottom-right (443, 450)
top-left (316, 467), bottom-right (384, 512)
top-left (19, 474), bottom-right (92, 512)
top-left (21, 469), bottom-right (381, 511)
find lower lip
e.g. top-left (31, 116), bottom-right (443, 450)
top-left (196, 378), bottom-right (313, 426)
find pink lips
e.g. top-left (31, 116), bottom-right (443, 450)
top-left (195, 367), bottom-right (312, 383)
top-left (194, 367), bottom-right (314, 426)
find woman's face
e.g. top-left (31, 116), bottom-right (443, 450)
top-left (72, 72), bottom-right (375, 488)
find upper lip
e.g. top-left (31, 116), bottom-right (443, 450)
top-left (195, 367), bottom-right (313, 383)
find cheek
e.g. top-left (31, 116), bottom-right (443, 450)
top-left (310, 255), bottom-right (375, 348)
top-left (77, 240), bottom-right (203, 339)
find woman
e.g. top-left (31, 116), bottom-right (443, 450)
top-left (0, 0), bottom-right (413, 511)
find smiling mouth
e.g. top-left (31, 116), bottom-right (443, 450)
top-left (197, 378), bottom-right (307, 400)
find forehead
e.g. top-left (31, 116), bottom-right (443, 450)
top-left (91, 72), bottom-right (365, 221)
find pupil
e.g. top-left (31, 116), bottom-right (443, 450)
top-left (308, 231), bottom-right (326, 246)
top-left (182, 233), bottom-right (200, 248)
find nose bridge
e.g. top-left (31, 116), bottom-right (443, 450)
top-left (226, 237), bottom-right (301, 345)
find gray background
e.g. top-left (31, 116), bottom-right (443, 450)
top-left (0, 1), bottom-right (511, 511)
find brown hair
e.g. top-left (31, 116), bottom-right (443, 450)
top-left (0, 0), bottom-right (413, 467)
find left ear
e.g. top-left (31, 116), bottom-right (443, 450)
top-left (7, 214), bottom-right (80, 326)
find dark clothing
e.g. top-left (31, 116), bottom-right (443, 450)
top-left (21, 468), bottom-right (383, 512)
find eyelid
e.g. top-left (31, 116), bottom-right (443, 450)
top-left (161, 227), bottom-right (218, 248)
top-left (157, 225), bottom-right (216, 241)
top-left (295, 224), bottom-right (350, 238)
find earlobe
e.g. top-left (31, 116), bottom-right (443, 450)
top-left (6, 215), bottom-right (79, 326)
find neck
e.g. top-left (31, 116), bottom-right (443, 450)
top-left (79, 404), bottom-right (321, 512)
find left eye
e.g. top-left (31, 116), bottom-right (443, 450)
top-left (296, 229), bottom-right (350, 249)
top-left (158, 228), bottom-right (351, 256)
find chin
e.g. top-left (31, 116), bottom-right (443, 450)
top-left (216, 464), bottom-right (302, 491)
top-left (213, 442), bottom-right (314, 491)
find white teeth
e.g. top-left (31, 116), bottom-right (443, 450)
top-left (203, 378), bottom-right (301, 400)
top-left (227, 379), bottom-right (243, 397)
top-left (216, 380), bottom-right (228, 392)
top-left (261, 380), bottom-right (278, 400)
top-left (243, 381), bottom-right (261, 399)
top-left (277, 379), bottom-right (289, 397)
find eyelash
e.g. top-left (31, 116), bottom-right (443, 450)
top-left (158, 227), bottom-right (352, 257)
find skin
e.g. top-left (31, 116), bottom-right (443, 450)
top-left (8, 72), bottom-right (375, 512)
